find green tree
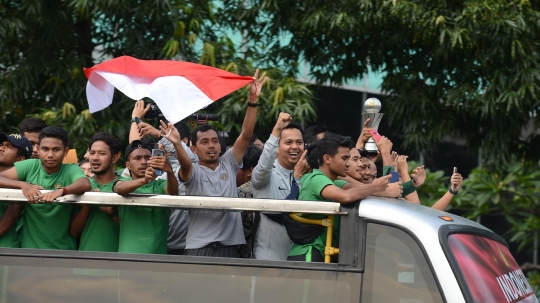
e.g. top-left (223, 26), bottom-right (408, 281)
top-left (0, 0), bottom-right (316, 157)
top-left (452, 160), bottom-right (540, 251)
top-left (221, 0), bottom-right (540, 168)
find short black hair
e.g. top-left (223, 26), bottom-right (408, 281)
top-left (38, 126), bottom-right (69, 147)
top-left (78, 158), bottom-right (89, 166)
top-left (16, 146), bottom-right (28, 159)
top-left (306, 132), bottom-right (351, 169)
top-left (281, 122), bottom-right (305, 140)
top-left (248, 134), bottom-right (259, 145)
top-left (358, 148), bottom-right (369, 158)
top-left (88, 132), bottom-right (122, 155)
top-left (190, 124), bottom-right (219, 146)
top-left (20, 118), bottom-right (48, 134)
top-left (241, 144), bottom-right (263, 171)
top-left (174, 121), bottom-right (191, 145)
top-left (141, 137), bottom-right (159, 147)
top-left (304, 124), bottom-right (328, 145)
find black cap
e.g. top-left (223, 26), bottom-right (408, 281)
top-left (0, 133), bottom-right (33, 159)
top-left (125, 140), bottom-right (151, 159)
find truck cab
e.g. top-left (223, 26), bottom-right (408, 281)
top-left (0, 189), bottom-right (536, 303)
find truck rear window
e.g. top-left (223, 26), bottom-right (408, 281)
top-left (447, 233), bottom-right (537, 303)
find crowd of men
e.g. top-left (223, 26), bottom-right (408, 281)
top-left (0, 72), bottom-right (463, 262)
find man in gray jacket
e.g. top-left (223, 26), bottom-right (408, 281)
top-left (251, 112), bottom-right (305, 260)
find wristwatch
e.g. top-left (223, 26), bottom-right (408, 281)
top-left (448, 188), bottom-right (459, 195)
top-left (130, 117), bottom-right (142, 124)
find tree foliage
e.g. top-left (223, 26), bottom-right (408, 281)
top-left (453, 160), bottom-right (540, 251)
top-left (0, 0), bottom-right (316, 156)
top-left (220, 0), bottom-right (540, 168)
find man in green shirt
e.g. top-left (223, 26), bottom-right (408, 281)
top-left (0, 126), bottom-right (92, 250)
top-left (0, 133), bottom-right (33, 247)
top-left (288, 133), bottom-right (390, 262)
top-left (113, 140), bottom-right (178, 254)
top-left (72, 132), bottom-right (122, 252)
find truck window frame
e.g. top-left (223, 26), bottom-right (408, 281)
top-left (361, 219), bottom-right (448, 303)
top-left (438, 224), bottom-right (510, 303)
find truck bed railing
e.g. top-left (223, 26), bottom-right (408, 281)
top-left (0, 189), bottom-right (346, 215)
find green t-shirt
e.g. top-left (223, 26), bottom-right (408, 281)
top-left (14, 159), bottom-right (87, 250)
top-left (289, 169), bottom-right (346, 261)
top-left (0, 202), bottom-right (21, 248)
top-left (118, 178), bottom-right (170, 254)
top-left (78, 177), bottom-right (120, 252)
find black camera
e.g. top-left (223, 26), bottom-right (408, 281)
top-left (143, 103), bottom-right (165, 120)
top-left (217, 131), bottom-right (230, 157)
top-left (217, 131), bottom-right (229, 141)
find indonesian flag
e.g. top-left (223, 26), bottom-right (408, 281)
top-left (83, 56), bottom-right (254, 123)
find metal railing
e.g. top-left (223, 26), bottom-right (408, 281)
top-left (0, 188), bottom-right (345, 215)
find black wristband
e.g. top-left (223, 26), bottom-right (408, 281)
top-left (108, 207), bottom-right (118, 218)
top-left (247, 103), bottom-right (262, 107)
top-left (130, 117), bottom-right (142, 124)
top-left (448, 188), bottom-right (459, 195)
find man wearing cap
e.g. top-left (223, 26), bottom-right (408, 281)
top-left (113, 140), bottom-right (178, 254)
top-left (0, 126), bottom-right (92, 250)
top-left (0, 133), bottom-right (32, 247)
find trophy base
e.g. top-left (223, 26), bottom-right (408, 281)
top-left (364, 139), bottom-right (378, 153)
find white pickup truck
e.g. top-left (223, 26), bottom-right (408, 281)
top-left (0, 190), bottom-right (536, 303)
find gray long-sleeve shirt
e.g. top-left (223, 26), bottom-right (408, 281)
top-left (251, 135), bottom-right (294, 199)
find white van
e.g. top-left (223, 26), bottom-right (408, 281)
top-left (0, 190), bottom-right (536, 303)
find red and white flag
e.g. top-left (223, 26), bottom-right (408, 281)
top-left (84, 56), bottom-right (254, 123)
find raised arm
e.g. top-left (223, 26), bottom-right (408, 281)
top-left (252, 112), bottom-right (291, 188)
top-left (431, 172), bottom-right (463, 211)
top-left (129, 100), bottom-right (150, 143)
top-left (396, 155), bottom-right (421, 204)
top-left (375, 136), bottom-right (393, 168)
top-left (356, 118), bottom-right (372, 150)
top-left (232, 69), bottom-right (268, 163)
top-left (322, 175), bottom-right (391, 204)
top-left (160, 121), bottom-right (192, 182)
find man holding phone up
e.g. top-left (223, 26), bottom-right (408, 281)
top-left (113, 140), bottom-right (179, 254)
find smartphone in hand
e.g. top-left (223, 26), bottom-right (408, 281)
top-left (389, 171), bottom-right (400, 183)
top-left (370, 129), bottom-right (382, 142)
top-left (151, 147), bottom-right (165, 177)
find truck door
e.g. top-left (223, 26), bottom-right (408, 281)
top-left (361, 222), bottom-right (445, 303)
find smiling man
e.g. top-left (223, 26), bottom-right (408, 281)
top-left (288, 133), bottom-right (390, 262)
top-left (250, 112), bottom-right (305, 260)
top-left (0, 126), bottom-right (92, 250)
top-left (347, 148), bottom-right (372, 184)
